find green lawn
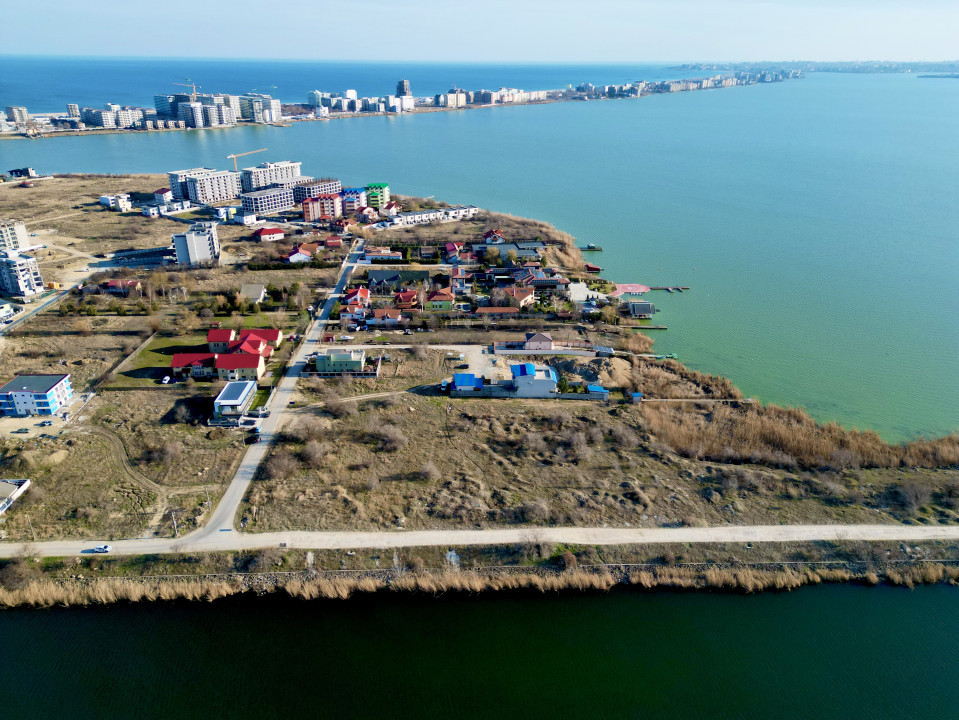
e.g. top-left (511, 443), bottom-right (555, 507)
top-left (109, 333), bottom-right (208, 388)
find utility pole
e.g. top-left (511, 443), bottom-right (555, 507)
top-left (25, 514), bottom-right (36, 542)
top-left (170, 511), bottom-right (179, 537)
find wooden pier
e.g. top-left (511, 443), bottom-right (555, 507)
top-left (649, 286), bottom-right (690, 293)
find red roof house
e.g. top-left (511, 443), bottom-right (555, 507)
top-left (253, 227), bottom-right (285, 242)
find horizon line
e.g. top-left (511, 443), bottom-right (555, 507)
top-left (2, 53), bottom-right (958, 64)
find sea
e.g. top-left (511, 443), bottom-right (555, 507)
top-left (1, 59), bottom-right (957, 714)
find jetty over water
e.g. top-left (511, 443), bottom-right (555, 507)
top-left (608, 283), bottom-right (652, 298)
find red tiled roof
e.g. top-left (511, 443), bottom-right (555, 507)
top-left (241, 328), bottom-right (282, 344)
top-left (215, 354), bottom-right (262, 370)
top-left (207, 329), bottom-right (235, 343)
top-left (427, 288), bottom-right (455, 302)
top-left (373, 309), bottom-right (402, 319)
top-left (171, 352), bottom-right (215, 368)
top-left (254, 227), bottom-right (284, 237)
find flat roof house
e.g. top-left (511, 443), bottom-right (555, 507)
top-left (213, 380), bottom-right (258, 420)
top-left (0, 373), bottom-right (73, 417)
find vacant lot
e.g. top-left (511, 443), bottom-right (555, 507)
top-left (0, 312), bottom-right (151, 391)
top-left (0, 174), bottom-right (248, 255)
top-left (91, 390), bottom-right (245, 488)
top-left (241, 392), bottom-right (959, 535)
top-left (297, 348), bottom-right (454, 398)
top-left (0, 431), bottom-right (154, 541)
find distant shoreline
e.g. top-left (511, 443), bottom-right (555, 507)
top-left (0, 74), bottom-right (794, 142)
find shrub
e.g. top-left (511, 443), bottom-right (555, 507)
top-left (265, 450), bottom-right (299, 481)
top-left (419, 461), bottom-right (441, 481)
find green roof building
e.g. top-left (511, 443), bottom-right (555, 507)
top-left (366, 183), bottom-right (390, 210)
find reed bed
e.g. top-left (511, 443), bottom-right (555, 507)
top-left (3, 563), bottom-right (959, 608)
top-left (641, 401), bottom-right (959, 470)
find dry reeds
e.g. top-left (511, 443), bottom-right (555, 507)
top-left (641, 401), bottom-right (959, 470)
top-left (4, 562), bottom-right (959, 608)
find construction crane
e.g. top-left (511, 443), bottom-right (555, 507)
top-left (172, 79), bottom-right (201, 102)
top-left (226, 148), bottom-right (268, 172)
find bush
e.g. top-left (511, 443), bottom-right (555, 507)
top-left (420, 461), bottom-right (441, 481)
top-left (301, 440), bottom-right (329, 469)
top-left (265, 450), bottom-right (299, 481)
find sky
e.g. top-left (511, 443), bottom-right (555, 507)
top-left (4, 0), bottom-right (958, 62)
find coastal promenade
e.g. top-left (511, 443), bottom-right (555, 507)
top-left (2, 523), bottom-right (959, 559)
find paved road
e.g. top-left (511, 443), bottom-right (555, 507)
top-left (186, 237), bottom-right (367, 542)
top-left (3, 523), bottom-right (959, 559)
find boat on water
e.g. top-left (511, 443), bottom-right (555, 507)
top-left (579, 243), bottom-right (602, 251)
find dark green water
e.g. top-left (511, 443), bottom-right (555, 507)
top-left (2, 585), bottom-right (958, 718)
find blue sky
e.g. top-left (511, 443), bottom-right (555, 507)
top-left (5, 0), bottom-right (958, 61)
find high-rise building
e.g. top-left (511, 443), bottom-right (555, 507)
top-left (154, 95), bottom-right (175, 118)
top-left (0, 220), bottom-right (29, 251)
top-left (167, 168), bottom-right (217, 199)
top-left (66, 103), bottom-right (80, 118)
top-left (81, 108), bottom-right (116, 128)
top-left (104, 102), bottom-right (120, 112)
top-left (240, 161), bottom-right (302, 192)
top-left (172, 222), bottom-right (220, 266)
top-left (240, 188), bottom-right (296, 216)
top-left (184, 171), bottom-right (241, 204)
top-left (344, 89), bottom-right (358, 101)
top-left (177, 102), bottom-right (205, 128)
top-left (0, 249), bottom-right (44, 297)
top-left (5, 106), bottom-right (29, 124)
top-left (396, 79), bottom-right (411, 97)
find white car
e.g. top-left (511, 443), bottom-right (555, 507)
top-left (161, 376), bottom-right (171, 384)
top-left (93, 544), bottom-right (112, 554)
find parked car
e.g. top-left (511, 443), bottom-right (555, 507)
top-left (93, 544), bottom-right (112, 554)
top-left (11, 428), bottom-right (29, 434)
top-left (38, 420), bottom-right (53, 427)
top-left (339, 335), bottom-right (355, 341)
top-left (161, 376), bottom-right (171, 384)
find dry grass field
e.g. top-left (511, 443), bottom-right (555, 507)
top-left (0, 174), bottom-right (249, 255)
top-left (0, 431), bottom-right (154, 541)
top-left (241, 391), bottom-right (959, 535)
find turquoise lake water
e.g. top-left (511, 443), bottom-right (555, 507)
top-left (1, 66), bottom-right (957, 441)
top-left (3, 585), bottom-right (959, 719)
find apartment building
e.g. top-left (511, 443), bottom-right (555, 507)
top-left (292, 178), bottom-right (342, 204)
top-left (0, 220), bottom-right (28, 251)
top-left (239, 95), bottom-right (282, 123)
top-left (167, 168), bottom-right (214, 199)
top-left (66, 103), bottom-right (80, 118)
top-left (240, 161), bottom-right (303, 192)
top-left (5, 106), bottom-right (29, 124)
top-left (241, 187), bottom-right (295, 216)
top-left (0, 374), bottom-right (73, 417)
top-left (0, 249), bottom-right (44, 297)
top-left (183, 170), bottom-right (241, 204)
top-left (341, 188), bottom-right (368, 214)
top-left (173, 222), bottom-right (220, 266)
top-left (177, 102), bottom-right (205, 128)
top-left (366, 183), bottom-right (390, 210)
top-left (303, 194), bottom-right (343, 221)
